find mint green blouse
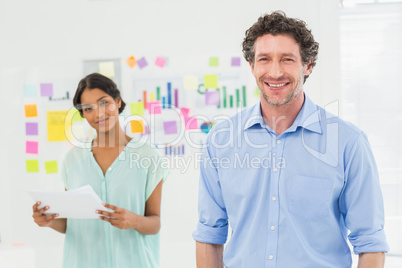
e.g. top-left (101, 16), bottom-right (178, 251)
top-left (60, 140), bottom-right (169, 268)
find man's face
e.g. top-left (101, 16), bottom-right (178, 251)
top-left (250, 34), bottom-right (312, 106)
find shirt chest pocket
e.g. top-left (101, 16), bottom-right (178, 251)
top-left (288, 175), bottom-right (333, 220)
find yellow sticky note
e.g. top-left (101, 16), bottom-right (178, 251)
top-left (99, 61), bottom-right (115, 78)
top-left (24, 104), bottom-right (38, 118)
top-left (183, 75), bottom-right (199, 90)
top-left (45, 161), bottom-right (58, 174)
top-left (26, 160), bottom-right (39, 173)
top-left (254, 87), bottom-right (260, 97)
top-left (209, 57), bottom-right (219, 67)
top-left (130, 102), bottom-right (144, 115)
top-left (47, 111), bottom-right (68, 141)
top-left (131, 120), bottom-right (145, 133)
top-left (204, 74), bottom-right (218, 89)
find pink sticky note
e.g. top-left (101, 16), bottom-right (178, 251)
top-left (147, 101), bottom-right (162, 114)
top-left (40, 83), bottom-right (53, 97)
top-left (205, 91), bottom-right (220, 105)
top-left (155, 57), bottom-right (167, 68)
top-left (26, 122), bottom-right (38, 135)
top-left (180, 107), bottom-right (190, 118)
top-left (163, 121), bottom-right (178, 135)
top-left (231, 57), bottom-right (241, 66)
top-left (26, 141), bottom-right (38, 154)
top-left (185, 116), bottom-right (199, 130)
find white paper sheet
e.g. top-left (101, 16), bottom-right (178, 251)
top-left (27, 185), bottom-right (108, 219)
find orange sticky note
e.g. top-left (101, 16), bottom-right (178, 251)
top-left (131, 120), bottom-right (145, 133)
top-left (24, 104), bottom-right (38, 117)
top-left (126, 56), bottom-right (137, 68)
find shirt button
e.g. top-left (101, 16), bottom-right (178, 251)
top-left (271, 226), bottom-right (276, 231)
top-left (273, 168), bottom-right (278, 172)
top-left (276, 140), bottom-right (281, 144)
top-left (269, 255), bottom-right (274, 260)
top-left (272, 196), bottom-right (277, 201)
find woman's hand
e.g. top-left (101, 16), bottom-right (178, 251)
top-left (32, 201), bottom-right (59, 227)
top-left (97, 203), bottom-right (138, 230)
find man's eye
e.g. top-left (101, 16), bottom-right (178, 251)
top-left (259, 58), bottom-right (268, 61)
top-left (284, 58), bottom-right (294, 62)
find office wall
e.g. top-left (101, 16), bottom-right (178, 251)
top-left (0, 0), bottom-right (340, 267)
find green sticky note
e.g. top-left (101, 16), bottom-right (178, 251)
top-left (130, 102), bottom-right (144, 115)
top-left (71, 108), bottom-right (84, 122)
top-left (254, 87), bottom-right (260, 97)
top-left (26, 160), bottom-right (39, 173)
top-left (209, 57), bottom-right (219, 67)
top-left (45, 161), bottom-right (58, 174)
top-left (204, 74), bottom-right (218, 89)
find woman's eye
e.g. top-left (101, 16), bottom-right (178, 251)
top-left (84, 107), bottom-right (92, 112)
top-left (99, 101), bottom-right (108, 106)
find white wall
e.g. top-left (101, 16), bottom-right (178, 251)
top-left (0, 0), bottom-right (340, 267)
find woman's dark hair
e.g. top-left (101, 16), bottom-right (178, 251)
top-left (73, 73), bottom-right (126, 117)
top-left (242, 11), bottom-right (319, 82)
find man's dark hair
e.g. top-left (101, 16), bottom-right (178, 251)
top-left (242, 11), bottom-right (319, 81)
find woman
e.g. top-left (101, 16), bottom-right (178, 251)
top-left (32, 73), bottom-right (169, 267)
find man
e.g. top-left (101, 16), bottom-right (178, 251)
top-left (193, 11), bottom-right (389, 268)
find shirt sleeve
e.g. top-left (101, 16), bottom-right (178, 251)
top-left (145, 146), bottom-right (170, 201)
top-left (192, 134), bottom-right (228, 245)
top-left (340, 132), bottom-right (389, 254)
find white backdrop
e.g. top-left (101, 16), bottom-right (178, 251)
top-left (0, 0), bottom-right (340, 267)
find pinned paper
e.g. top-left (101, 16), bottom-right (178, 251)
top-left (26, 141), bottom-right (38, 154)
top-left (26, 122), bottom-right (38, 135)
top-left (205, 91), bottom-right (220, 105)
top-left (126, 56), bottom-right (137, 68)
top-left (99, 62), bottom-right (115, 78)
top-left (47, 111), bottom-right (68, 141)
top-left (130, 102), bottom-right (144, 115)
top-left (183, 75), bottom-right (199, 90)
top-left (40, 83), bottom-right (53, 97)
top-left (155, 57), bottom-right (167, 68)
top-left (147, 101), bottom-right (162, 114)
top-left (24, 84), bottom-right (37, 97)
top-left (24, 104), bottom-right (38, 118)
top-left (185, 116), bottom-right (199, 130)
top-left (131, 120), bottom-right (145, 133)
top-left (45, 161), bottom-right (58, 174)
top-left (231, 57), bottom-right (241, 66)
top-left (209, 57), bottom-right (219, 67)
top-left (26, 160), bottom-right (39, 173)
top-left (137, 57), bottom-right (148, 69)
top-left (204, 74), bottom-right (218, 89)
top-left (163, 121), bottom-right (178, 135)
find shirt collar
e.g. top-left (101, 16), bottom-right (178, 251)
top-left (243, 94), bottom-right (322, 134)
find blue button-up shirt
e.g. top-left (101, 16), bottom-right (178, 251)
top-left (193, 94), bottom-right (389, 268)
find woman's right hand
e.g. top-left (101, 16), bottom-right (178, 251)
top-left (32, 201), bottom-right (59, 227)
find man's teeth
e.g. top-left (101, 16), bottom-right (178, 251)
top-left (268, 83), bottom-right (286, 87)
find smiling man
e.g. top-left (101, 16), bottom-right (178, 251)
top-left (193, 11), bottom-right (389, 268)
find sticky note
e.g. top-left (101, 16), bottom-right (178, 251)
top-left (24, 84), bottom-right (37, 97)
top-left (71, 108), bottom-right (84, 122)
top-left (155, 57), bottom-right (166, 68)
top-left (126, 56), bottom-right (137, 68)
top-left (185, 116), bottom-right (199, 130)
top-left (26, 160), bottom-right (39, 173)
top-left (131, 120), bottom-right (145, 133)
top-left (45, 161), bottom-right (58, 174)
top-left (163, 121), bottom-right (178, 135)
top-left (26, 141), bottom-right (38, 154)
top-left (209, 57), bottom-right (219, 67)
top-left (231, 57), bottom-right (241, 66)
top-left (205, 91), bottom-right (220, 105)
top-left (254, 87), bottom-right (260, 97)
top-left (99, 61), bottom-right (115, 78)
top-left (183, 75), bottom-right (199, 90)
top-left (204, 74), bottom-right (218, 89)
top-left (40, 83), bottom-right (53, 97)
top-left (26, 122), bottom-right (38, 135)
top-left (24, 104), bottom-right (38, 117)
top-left (130, 102), bottom-right (144, 115)
top-left (147, 101), bottom-right (162, 114)
top-left (47, 111), bottom-right (68, 141)
top-left (141, 125), bottom-right (150, 136)
top-left (180, 107), bottom-right (190, 118)
top-left (137, 57), bottom-right (148, 69)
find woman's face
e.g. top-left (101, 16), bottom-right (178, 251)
top-left (79, 88), bottom-right (121, 135)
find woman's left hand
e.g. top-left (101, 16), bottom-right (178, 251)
top-left (96, 203), bottom-right (138, 229)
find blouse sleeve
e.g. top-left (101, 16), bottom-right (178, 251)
top-left (145, 146), bottom-right (170, 201)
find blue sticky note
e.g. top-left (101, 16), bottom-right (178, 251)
top-left (24, 84), bottom-right (38, 97)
